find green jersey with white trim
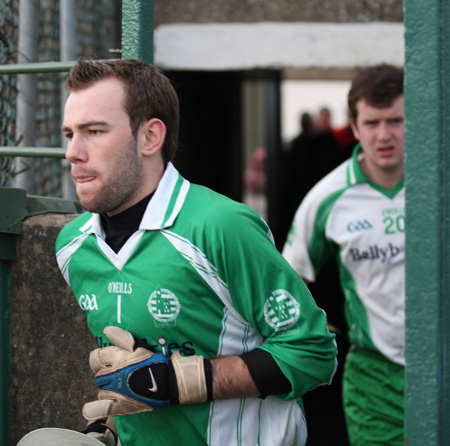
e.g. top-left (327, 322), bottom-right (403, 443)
top-left (283, 145), bottom-right (405, 366)
top-left (56, 162), bottom-right (337, 446)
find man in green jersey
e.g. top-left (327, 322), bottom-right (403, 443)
top-left (55, 58), bottom-right (337, 446)
top-left (283, 64), bottom-right (405, 445)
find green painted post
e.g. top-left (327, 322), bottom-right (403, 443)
top-left (0, 188), bottom-right (27, 446)
top-left (121, 0), bottom-right (154, 63)
top-left (0, 263), bottom-right (11, 446)
top-left (0, 262), bottom-right (12, 446)
top-left (404, 0), bottom-right (450, 444)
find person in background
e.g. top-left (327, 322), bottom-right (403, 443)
top-left (314, 106), bottom-right (332, 133)
top-left (243, 146), bottom-right (268, 219)
top-left (55, 58), bottom-right (337, 446)
top-left (332, 109), bottom-right (358, 164)
top-left (283, 64), bottom-right (405, 445)
top-left (277, 108), bottom-right (338, 249)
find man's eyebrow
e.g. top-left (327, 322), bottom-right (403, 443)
top-left (61, 121), bottom-right (109, 132)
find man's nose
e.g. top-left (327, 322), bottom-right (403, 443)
top-left (65, 134), bottom-right (86, 163)
top-left (377, 122), bottom-right (391, 142)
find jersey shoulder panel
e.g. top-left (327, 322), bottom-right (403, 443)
top-left (55, 212), bottom-right (94, 285)
top-left (55, 212), bottom-right (92, 248)
top-left (181, 183), bottom-right (272, 241)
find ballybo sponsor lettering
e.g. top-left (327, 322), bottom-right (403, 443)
top-left (349, 243), bottom-right (403, 262)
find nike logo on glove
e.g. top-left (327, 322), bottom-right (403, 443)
top-left (148, 368), bottom-right (158, 392)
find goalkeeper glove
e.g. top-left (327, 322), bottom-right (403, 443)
top-left (83, 326), bottom-right (213, 421)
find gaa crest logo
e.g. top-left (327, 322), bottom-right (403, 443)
top-left (147, 288), bottom-right (181, 327)
top-left (264, 289), bottom-right (300, 333)
top-left (79, 294), bottom-right (98, 311)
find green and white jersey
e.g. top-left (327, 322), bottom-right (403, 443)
top-left (56, 162), bottom-right (337, 446)
top-left (283, 145), bottom-right (405, 366)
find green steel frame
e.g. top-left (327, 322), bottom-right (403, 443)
top-left (0, 148), bottom-right (66, 158)
top-left (0, 188), bottom-right (27, 446)
top-left (0, 61), bottom-right (75, 74)
top-left (404, 0), bottom-right (450, 444)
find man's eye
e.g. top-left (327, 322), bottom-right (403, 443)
top-left (64, 132), bottom-right (73, 140)
top-left (90, 130), bottom-right (101, 135)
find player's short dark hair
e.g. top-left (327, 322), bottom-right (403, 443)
top-left (348, 64), bottom-right (404, 121)
top-left (66, 58), bottom-right (179, 165)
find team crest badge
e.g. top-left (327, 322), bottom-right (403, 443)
top-left (264, 289), bottom-right (300, 333)
top-left (147, 288), bottom-right (181, 327)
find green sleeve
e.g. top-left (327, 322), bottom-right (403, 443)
top-left (207, 203), bottom-right (338, 399)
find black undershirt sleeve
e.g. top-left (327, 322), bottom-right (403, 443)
top-left (240, 349), bottom-right (292, 398)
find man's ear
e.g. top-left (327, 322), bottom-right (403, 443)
top-left (350, 118), bottom-right (360, 141)
top-left (141, 118), bottom-right (166, 157)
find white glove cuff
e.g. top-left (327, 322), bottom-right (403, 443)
top-left (170, 351), bottom-right (213, 405)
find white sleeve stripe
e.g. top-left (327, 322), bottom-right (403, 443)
top-left (160, 229), bottom-right (250, 327)
top-left (56, 233), bottom-right (89, 286)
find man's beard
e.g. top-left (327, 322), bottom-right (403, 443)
top-left (79, 138), bottom-right (144, 215)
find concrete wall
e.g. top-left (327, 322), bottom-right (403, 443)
top-left (154, 22), bottom-right (404, 71)
top-left (9, 213), bottom-right (97, 445)
top-left (153, 0), bottom-right (403, 25)
top-left (152, 0), bottom-right (404, 72)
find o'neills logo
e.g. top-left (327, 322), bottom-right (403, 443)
top-left (108, 282), bottom-right (133, 294)
top-left (349, 243), bottom-right (404, 262)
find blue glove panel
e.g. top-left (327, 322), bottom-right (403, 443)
top-left (95, 353), bottom-right (171, 410)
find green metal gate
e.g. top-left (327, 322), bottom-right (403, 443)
top-left (404, 0), bottom-right (450, 444)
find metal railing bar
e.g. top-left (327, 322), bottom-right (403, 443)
top-left (0, 61), bottom-right (75, 74)
top-left (0, 147), bottom-right (66, 158)
top-left (0, 57), bottom-right (121, 75)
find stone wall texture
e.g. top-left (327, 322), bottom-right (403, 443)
top-left (9, 214), bottom-right (98, 445)
top-left (153, 0), bottom-right (403, 26)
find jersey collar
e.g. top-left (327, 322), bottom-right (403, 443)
top-left (140, 162), bottom-right (190, 230)
top-left (346, 143), bottom-right (367, 186)
top-left (80, 162), bottom-right (190, 236)
top-left (346, 143), bottom-right (404, 198)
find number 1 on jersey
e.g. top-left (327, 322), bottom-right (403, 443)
top-left (117, 294), bottom-right (122, 323)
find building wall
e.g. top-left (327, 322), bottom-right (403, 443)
top-left (152, 1), bottom-right (404, 71)
top-left (153, 0), bottom-right (403, 25)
